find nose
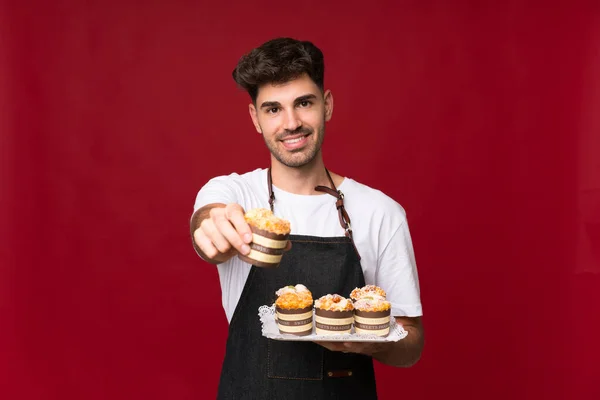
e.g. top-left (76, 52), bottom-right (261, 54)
top-left (283, 109), bottom-right (302, 132)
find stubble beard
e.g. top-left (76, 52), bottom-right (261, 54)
top-left (263, 123), bottom-right (325, 168)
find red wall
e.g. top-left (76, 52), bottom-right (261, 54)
top-left (2, 1), bottom-right (599, 399)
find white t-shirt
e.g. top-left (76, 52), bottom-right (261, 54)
top-left (193, 168), bottom-right (423, 322)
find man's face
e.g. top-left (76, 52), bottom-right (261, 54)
top-left (249, 74), bottom-right (333, 168)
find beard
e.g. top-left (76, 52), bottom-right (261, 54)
top-left (262, 123), bottom-right (325, 168)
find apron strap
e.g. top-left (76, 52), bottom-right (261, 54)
top-left (266, 168), bottom-right (361, 261)
top-left (315, 170), bottom-right (361, 261)
top-left (267, 167), bottom-right (276, 213)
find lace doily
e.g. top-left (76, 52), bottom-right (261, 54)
top-left (258, 305), bottom-right (408, 342)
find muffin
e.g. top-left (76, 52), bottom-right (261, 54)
top-left (274, 284), bottom-right (314, 336)
top-left (353, 296), bottom-right (392, 337)
top-left (238, 208), bottom-right (291, 268)
top-left (314, 294), bottom-right (354, 335)
top-left (350, 285), bottom-right (387, 302)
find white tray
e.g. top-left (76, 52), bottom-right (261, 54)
top-left (259, 305), bottom-right (408, 342)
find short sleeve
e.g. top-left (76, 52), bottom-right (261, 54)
top-left (376, 219), bottom-right (423, 317)
top-left (193, 174), bottom-right (242, 213)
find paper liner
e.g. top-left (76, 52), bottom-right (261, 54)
top-left (249, 225), bottom-right (290, 241)
top-left (238, 254), bottom-right (281, 268)
top-left (315, 309), bottom-right (353, 318)
top-left (276, 306), bottom-right (313, 336)
top-left (276, 306), bottom-right (313, 314)
top-left (354, 309), bottom-right (391, 318)
top-left (238, 226), bottom-right (290, 268)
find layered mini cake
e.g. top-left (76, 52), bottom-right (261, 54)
top-left (274, 284), bottom-right (314, 336)
top-left (353, 296), bottom-right (392, 337)
top-left (350, 285), bottom-right (387, 302)
top-left (238, 208), bottom-right (291, 268)
top-left (314, 294), bottom-right (354, 335)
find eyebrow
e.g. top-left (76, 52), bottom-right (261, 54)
top-left (259, 94), bottom-right (318, 109)
top-left (294, 94), bottom-right (317, 104)
top-left (260, 101), bottom-right (281, 109)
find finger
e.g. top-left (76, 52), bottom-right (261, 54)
top-left (284, 240), bottom-right (292, 252)
top-left (215, 212), bottom-right (250, 255)
top-left (225, 203), bottom-right (252, 243)
top-left (343, 342), bottom-right (384, 356)
top-left (201, 218), bottom-right (232, 254)
top-left (194, 228), bottom-right (219, 259)
top-left (342, 342), bottom-right (361, 353)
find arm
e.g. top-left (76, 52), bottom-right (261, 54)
top-left (318, 204), bottom-right (424, 367)
top-left (373, 316), bottom-right (423, 367)
top-left (316, 316), bottom-right (424, 367)
top-left (190, 202), bottom-right (253, 264)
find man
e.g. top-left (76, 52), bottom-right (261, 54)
top-left (190, 38), bottom-right (423, 399)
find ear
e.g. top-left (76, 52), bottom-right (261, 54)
top-left (249, 103), bottom-right (262, 134)
top-left (323, 89), bottom-right (334, 122)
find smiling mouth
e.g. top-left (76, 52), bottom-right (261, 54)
top-left (281, 132), bottom-right (311, 142)
top-left (279, 132), bottom-right (311, 151)
top-left (283, 135), bottom-right (308, 144)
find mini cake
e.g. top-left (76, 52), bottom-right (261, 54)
top-left (353, 296), bottom-right (392, 337)
top-left (274, 284), bottom-right (314, 336)
top-left (314, 294), bottom-right (354, 335)
top-left (350, 285), bottom-right (387, 302)
top-left (238, 208), bottom-right (291, 268)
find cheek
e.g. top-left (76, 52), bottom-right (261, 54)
top-left (302, 109), bottom-right (325, 127)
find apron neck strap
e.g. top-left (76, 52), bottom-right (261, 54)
top-left (267, 167), bottom-right (361, 260)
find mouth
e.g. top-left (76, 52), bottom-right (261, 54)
top-left (280, 132), bottom-right (311, 150)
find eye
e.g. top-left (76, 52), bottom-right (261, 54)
top-left (267, 107), bottom-right (279, 114)
top-left (298, 100), bottom-right (311, 108)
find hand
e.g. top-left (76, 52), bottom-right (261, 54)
top-left (314, 341), bottom-right (388, 356)
top-left (193, 203), bottom-right (253, 261)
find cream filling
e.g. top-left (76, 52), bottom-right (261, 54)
top-left (252, 234), bottom-right (288, 249)
top-left (316, 327), bottom-right (351, 335)
top-left (354, 326), bottom-right (390, 336)
top-left (278, 323), bottom-right (312, 333)
top-left (276, 311), bottom-right (313, 321)
top-left (354, 315), bottom-right (390, 325)
top-left (315, 315), bottom-right (354, 325)
top-left (246, 249), bottom-right (283, 263)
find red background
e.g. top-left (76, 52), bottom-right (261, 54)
top-left (2, 1), bottom-right (599, 399)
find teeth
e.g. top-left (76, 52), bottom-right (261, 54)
top-left (284, 137), bottom-right (303, 144)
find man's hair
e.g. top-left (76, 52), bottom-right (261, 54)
top-left (232, 37), bottom-right (324, 102)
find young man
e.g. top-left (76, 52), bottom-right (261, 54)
top-left (190, 38), bottom-right (423, 399)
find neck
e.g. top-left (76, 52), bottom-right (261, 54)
top-left (270, 153), bottom-right (337, 195)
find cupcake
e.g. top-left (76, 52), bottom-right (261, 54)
top-left (314, 294), bottom-right (354, 335)
top-left (274, 284), bottom-right (314, 336)
top-left (238, 208), bottom-right (291, 268)
top-left (350, 285), bottom-right (387, 302)
top-left (353, 296), bottom-right (392, 337)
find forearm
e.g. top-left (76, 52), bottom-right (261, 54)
top-left (372, 317), bottom-right (424, 367)
top-left (316, 316), bottom-right (424, 367)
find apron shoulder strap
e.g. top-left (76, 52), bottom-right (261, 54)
top-left (267, 167), bottom-right (361, 261)
top-left (315, 170), bottom-right (361, 261)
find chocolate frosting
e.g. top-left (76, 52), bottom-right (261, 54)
top-left (249, 243), bottom-right (285, 255)
top-left (276, 306), bottom-right (313, 314)
top-left (250, 225), bottom-right (290, 240)
top-left (315, 308), bottom-right (353, 318)
top-left (354, 309), bottom-right (391, 318)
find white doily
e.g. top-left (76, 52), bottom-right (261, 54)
top-left (258, 305), bottom-right (408, 342)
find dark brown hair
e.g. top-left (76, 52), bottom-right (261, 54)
top-left (232, 37), bottom-right (324, 102)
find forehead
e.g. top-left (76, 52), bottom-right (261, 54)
top-left (256, 74), bottom-right (321, 104)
